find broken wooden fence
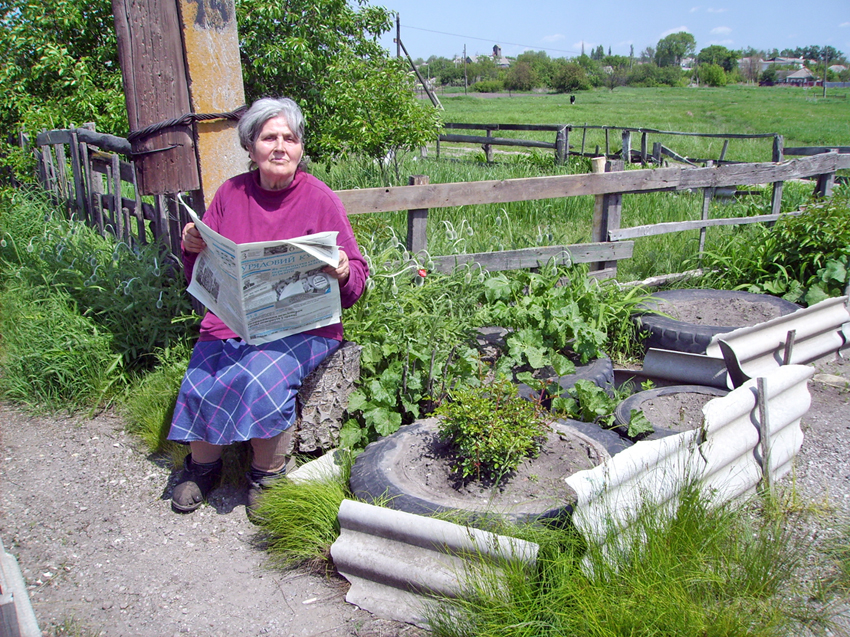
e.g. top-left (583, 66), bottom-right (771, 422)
top-left (28, 129), bottom-right (850, 281)
top-left (439, 122), bottom-right (781, 168)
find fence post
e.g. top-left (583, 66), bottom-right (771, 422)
top-left (555, 126), bottom-right (568, 166)
top-left (483, 129), bottom-right (494, 163)
top-left (591, 159), bottom-right (624, 276)
top-left (814, 172), bottom-right (835, 198)
top-left (640, 132), bottom-right (648, 166)
top-left (699, 160), bottom-right (715, 262)
top-left (652, 141), bottom-right (663, 166)
top-left (406, 175), bottom-right (429, 256)
top-left (770, 135), bottom-right (784, 216)
top-left (621, 130), bottom-right (631, 164)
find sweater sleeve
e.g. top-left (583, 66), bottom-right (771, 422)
top-left (180, 188), bottom-right (226, 283)
top-left (328, 196), bottom-right (368, 309)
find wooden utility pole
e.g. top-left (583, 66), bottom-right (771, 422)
top-left (113, 0), bottom-right (246, 208)
top-left (176, 0), bottom-right (246, 209)
top-left (113, 0), bottom-right (199, 195)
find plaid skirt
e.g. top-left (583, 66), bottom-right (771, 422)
top-left (168, 334), bottom-right (340, 445)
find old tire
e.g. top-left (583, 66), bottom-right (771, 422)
top-left (613, 385), bottom-right (728, 441)
top-left (633, 289), bottom-right (800, 354)
top-left (349, 418), bottom-right (621, 524)
top-left (517, 355), bottom-right (615, 405)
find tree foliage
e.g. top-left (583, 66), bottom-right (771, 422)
top-left (551, 62), bottom-right (591, 92)
top-left (504, 61), bottom-right (538, 92)
top-left (0, 0), bottom-right (439, 177)
top-left (699, 63), bottom-right (727, 87)
top-left (697, 45), bottom-right (738, 73)
top-left (655, 32), bottom-right (696, 67)
top-left (237, 0), bottom-right (439, 163)
top-left (0, 0), bottom-right (126, 137)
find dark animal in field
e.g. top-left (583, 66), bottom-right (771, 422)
top-left (570, 95), bottom-right (576, 104)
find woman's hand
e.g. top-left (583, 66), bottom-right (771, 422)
top-left (323, 249), bottom-right (350, 285)
top-left (182, 223), bottom-right (207, 254)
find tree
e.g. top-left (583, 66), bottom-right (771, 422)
top-left (591, 45), bottom-right (605, 61)
top-left (234, 0), bottom-right (441, 164)
top-left (504, 61), bottom-right (538, 92)
top-left (515, 50), bottom-right (554, 86)
top-left (699, 63), bottom-right (727, 87)
top-left (0, 0), bottom-right (126, 138)
top-left (1, 0), bottom-right (440, 178)
top-left (697, 45), bottom-right (738, 73)
top-left (655, 32), bottom-right (696, 67)
top-left (551, 62), bottom-right (590, 92)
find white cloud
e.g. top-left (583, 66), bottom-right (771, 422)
top-left (661, 26), bottom-right (691, 38)
top-left (690, 6), bottom-right (700, 12)
top-left (707, 7), bottom-right (727, 13)
top-left (711, 26), bottom-right (732, 35)
top-left (542, 34), bottom-right (565, 43)
top-left (840, 22), bottom-right (850, 27)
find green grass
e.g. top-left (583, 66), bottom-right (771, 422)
top-left (437, 85), bottom-right (850, 163)
top-left (427, 484), bottom-right (838, 637)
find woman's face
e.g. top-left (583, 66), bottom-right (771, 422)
top-left (249, 115), bottom-right (303, 191)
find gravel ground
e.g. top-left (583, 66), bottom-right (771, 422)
top-left (1, 354), bottom-right (848, 637)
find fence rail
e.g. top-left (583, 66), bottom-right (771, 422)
top-left (23, 126), bottom-right (850, 281)
top-left (438, 122), bottom-right (782, 167)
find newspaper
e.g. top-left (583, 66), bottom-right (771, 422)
top-left (184, 208), bottom-right (341, 345)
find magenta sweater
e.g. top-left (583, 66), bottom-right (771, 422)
top-left (182, 169), bottom-right (369, 342)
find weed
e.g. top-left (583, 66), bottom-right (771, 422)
top-left (435, 377), bottom-right (548, 481)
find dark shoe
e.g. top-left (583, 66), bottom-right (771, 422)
top-left (171, 455), bottom-right (222, 513)
top-left (246, 457), bottom-right (296, 523)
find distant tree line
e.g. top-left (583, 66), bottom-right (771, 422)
top-left (416, 32), bottom-right (849, 93)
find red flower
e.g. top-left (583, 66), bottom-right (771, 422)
top-left (417, 268), bottom-right (427, 278)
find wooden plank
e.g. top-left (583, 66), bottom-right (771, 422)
top-left (784, 146), bottom-right (850, 156)
top-left (336, 154), bottom-right (850, 216)
top-left (444, 123), bottom-right (564, 132)
top-left (640, 132), bottom-right (648, 166)
top-left (438, 134), bottom-right (555, 150)
top-left (429, 241), bottom-right (634, 274)
top-left (53, 143), bottom-right (70, 203)
top-left (621, 131), bottom-right (631, 164)
top-left (176, 0), bottom-right (245, 208)
top-left (69, 132), bottom-right (88, 221)
top-left (609, 210), bottom-right (803, 241)
top-left (771, 135), bottom-right (784, 217)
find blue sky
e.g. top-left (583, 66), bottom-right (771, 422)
top-left (375, 1), bottom-right (850, 61)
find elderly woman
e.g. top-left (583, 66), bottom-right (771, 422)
top-left (168, 97), bottom-right (368, 516)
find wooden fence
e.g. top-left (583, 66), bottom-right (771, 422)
top-left (439, 122), bottom-right (782, 167)
top-left (32, 126), bottom-right (191, 260)
top-left (25, 126), bottom-right (850, 281)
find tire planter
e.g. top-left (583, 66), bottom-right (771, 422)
top-left (613, 385), bottom-right (729, 441)
top-left (517, 355), bottom-right (615, 407)
top-left (633, 289), bottom-right (800, 354)
top-left (349, 417), bottom-right (626, 524)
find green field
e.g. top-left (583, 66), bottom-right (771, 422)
top-left (437, 85), bottom-right (850, 163)
top-left (319, 85), bottom-right (848, 282)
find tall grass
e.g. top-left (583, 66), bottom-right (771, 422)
top-left (428, 484), bottom-right (834, 637)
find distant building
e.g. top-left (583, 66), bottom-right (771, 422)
top-left (453, 45), bottom-right (511, 68)
top-left (760, 57), bottom-right (805, 72)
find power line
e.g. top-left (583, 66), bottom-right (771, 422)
top-left (401, 24), bottom-right (582, 57)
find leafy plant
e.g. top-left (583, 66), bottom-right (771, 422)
top-left (483, 261), bottom-right (650, 375)
top-left (700, 188), bottom-right (850, 304)
top-left (340, 234), bottom-right (485, 447)
top-left (435, 377), bottom-right (548, 481)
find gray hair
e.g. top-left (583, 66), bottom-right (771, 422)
top-left (237, 97), bottom-right (306, 153)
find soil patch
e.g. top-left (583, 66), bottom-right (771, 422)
top-left (656, 297), bottom-right (783, 326)
top-left (386, 419), bottom-right (604, 517)
top-left (639, 393), bottom-right (715, 432)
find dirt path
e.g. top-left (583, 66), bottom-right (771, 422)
top-left (0, 407), bottom-right (421, 637)
top-left (1, 355), bottom-right (849, 637)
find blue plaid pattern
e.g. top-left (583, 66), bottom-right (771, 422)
top-left (168, 335), bottom-right (340, 444)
